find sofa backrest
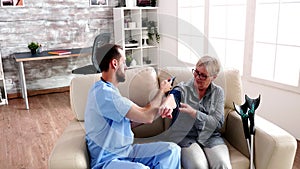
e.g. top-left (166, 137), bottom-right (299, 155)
top-left (215, 68), bottom-right (244, 109)
top-left (118, 67), bottom-right (159, 106)
top-left (70, 66), bottom-right (243, 127)
top-left (70, 67), bottom-right (160, 122)
top-left (119, 67), bottom-right (166, 138)
top-left (70, 74), bottom-right (101, 121)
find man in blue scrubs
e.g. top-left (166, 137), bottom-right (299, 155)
top-left (85, 44), bottom-right (181, 169)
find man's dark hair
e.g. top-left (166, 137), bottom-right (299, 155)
top-left (95, 44), bottom-right (122, 72)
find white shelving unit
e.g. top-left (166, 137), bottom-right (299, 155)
top-left (0, 51), bottom-right (8, 105)
top-left (113, 7), bottom-right (159, 69)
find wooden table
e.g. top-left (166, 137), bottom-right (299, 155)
top-left (14, 47), bottom-right (91, 109)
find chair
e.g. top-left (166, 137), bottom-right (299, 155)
top-left (72, 33), bottom-right (111, 74)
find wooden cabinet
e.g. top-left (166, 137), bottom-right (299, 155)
top-left (0, 51), bottom-right (8, 105)
top-left (113, 7), bottom-right (159, 68)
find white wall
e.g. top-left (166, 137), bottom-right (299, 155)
top-left (158, 0), bottom-right (184, 67)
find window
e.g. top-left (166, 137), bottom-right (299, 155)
top-left (208, 0), bottom-right (247, 74)
top-left (177, 0), bottom-right (300, 92)
top-left (178, 0), bottom-right (247, 73)
top-left (252, 0), bottom-right (300, 87)
top-left (178, 1), bottom-right (205, 65)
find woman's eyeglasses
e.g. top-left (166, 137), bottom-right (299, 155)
top-left (192, 69), bottom-right (210, 80)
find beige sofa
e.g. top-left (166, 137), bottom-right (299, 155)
top-left (48, 67), bottom-right (297, 169)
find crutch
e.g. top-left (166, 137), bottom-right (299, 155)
top-left (233, 102), bottom-right (251, 154)
top-left (245, 95), bottom-right (261, 169)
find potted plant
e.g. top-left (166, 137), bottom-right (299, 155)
top-left (126, 55), bottom-right (133, 67)
top-left (151, 0), bottom-right (157, 7)
top-left (147, 21), bottom-right (160, 45)
top-left (28, 42), bottom-right (40, 55)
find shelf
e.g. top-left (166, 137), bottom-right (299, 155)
top-left (127, 65), bottom-right (142, 69)
top-left (124, 46), bottom-right (157, 50)
top-left (143, 64), bottom-right (158, 67)
top-left (141, 45), bottom-right (157, 49)
top-left (127, 64), bottom-right (158, 69)
top-left (125, 47), bottom-right (141, 50)
top-left (118, 7), bottom-right (158, 10)
top-left (114, 7), bottom-right (159, 69)
top-left (124, 28), bottom-right (141, 31)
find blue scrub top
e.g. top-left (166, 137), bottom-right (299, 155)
top-left (85, 79), bottom-right (134, 168)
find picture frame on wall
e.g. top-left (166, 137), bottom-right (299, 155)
top-left (90, 0), bottom-right (108, 6)
top-left (1, 0), bottom-right (24, 7)
top-left (137, 0), bottom-right (151, 7)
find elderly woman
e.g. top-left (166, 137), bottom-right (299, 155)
top-left (169, 55), bottom-right (232, 169)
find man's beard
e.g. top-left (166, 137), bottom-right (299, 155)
top-left (116, 68), bottom-right (126, 82)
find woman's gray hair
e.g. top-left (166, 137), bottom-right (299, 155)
top-left (196, 55), bottom-right (221, 76)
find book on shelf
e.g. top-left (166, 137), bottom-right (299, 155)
top-left (48, 50), bottom-right (71, 55)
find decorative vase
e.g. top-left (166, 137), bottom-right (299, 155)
top-left (30, 49), bottom-right (37, 55)
top-left (119, 0), bottom-right (125, 7)
top-left (142, 30), bottom-right (149, 46)
top-left (147, 39), bottom-right (157, 46)
top-left (126, 0), bottom-right (136, 7)
top-left (130, 59), bottom-right (137, 66)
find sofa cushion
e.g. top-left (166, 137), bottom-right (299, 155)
top-left (48, 119), bottom-right (89, 169)
top-left (132, 117), bottom-right (165, 138)
top-left (225, 140), bottom-right (249, 169)
top-left (215, 68), bottom-right (243, 110)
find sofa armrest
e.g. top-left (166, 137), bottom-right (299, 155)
top-left (48, 119), bottom-right (89, 169)
top-left (254, 115), bottom-right (297, 169)
top-left (224, 111), bottom-right (297, 169)
top-left (224, 110), bottom-right (250, 157)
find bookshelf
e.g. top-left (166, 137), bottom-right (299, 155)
top-left (113, 7), bottom-right (159, 69)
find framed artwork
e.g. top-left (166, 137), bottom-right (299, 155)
top-left (137, 0), bottom-right (151, 6)
top-left (1, 0), bottom-right (24, 7)
top-left (90, 0), bottom-right (108, 6)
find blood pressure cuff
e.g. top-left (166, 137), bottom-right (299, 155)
top-left (169, 89), bottom-right (181, 126)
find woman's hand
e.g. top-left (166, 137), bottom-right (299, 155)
top-left (179, 103), bottom-right (197, 118)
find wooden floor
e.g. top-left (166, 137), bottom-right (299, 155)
top-left (0, 92), bottom-right (74, 169)
top-left (0, 92), bottom-right (299, 169)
